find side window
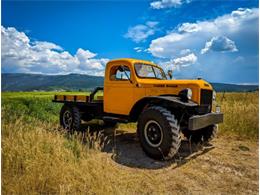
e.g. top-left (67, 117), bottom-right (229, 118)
top-left (110, 65), bottom-right (131, 81)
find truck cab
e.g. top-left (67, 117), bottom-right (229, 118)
top-left (104, 58), bottom-right (213, 116)
top-left (53, 58), bottom-right (223, 160)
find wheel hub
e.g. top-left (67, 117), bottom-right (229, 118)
top-left (144, 120), bottom-right (163, 147)
top-left (63, 110), bottom-right (73, 129)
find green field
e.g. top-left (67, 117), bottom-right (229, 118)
top-left (2, 92), bottom-right (259, 194)
top-left (2, 91), bottom-right (258, 138)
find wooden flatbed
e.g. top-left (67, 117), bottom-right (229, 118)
top-left (53, 94), bottom-right (103, 103)
top-left (52, 87), bottom-right (104, 104)
top-left (54, 95), bottom-right (90, 103)
top-left (52, 87), bottom-right (105, 120)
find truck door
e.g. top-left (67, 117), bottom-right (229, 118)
top-left (104, 64), bottom-right (134, 115)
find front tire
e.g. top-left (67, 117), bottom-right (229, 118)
top-left (60, 104), bottom-right (81, 132)
top-left (137, 106), bottom-right (181, 160)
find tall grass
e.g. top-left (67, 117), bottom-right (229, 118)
top-left (3, 121), bottom-right (103, 194)
top-left (2, 93), bottom-right (164, 194)
top-left (217, 92), bottom-right (258, 139)
top-left (2, 116), bottom-right (166, 194)
top-left (2, 119), bottom-right (168, 194)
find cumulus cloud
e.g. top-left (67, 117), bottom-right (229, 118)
top-left (1, 26), bottom-right (109, 76)
top-left (124, 21), bottom-right (158, 43)
top-left (162, 53), bottom-right (197, 71)
top-left (149, 8), bottom-right (258, 58)
top-left (171, 53), bottom-right (197, 66)
top-left (180, 49), bottom-right (191, 55)
top-left (178, 23), bottom-right (201, 33)
top-left (201, 36), bottom-right (238, 54)
top-left (150, 0), bottom-right (189, 9)
top-left (231, 7), bottom-right (254, 18)
top-left (149, 8), bottom-right (258, 83)
top-left (32, 41), bottom-right (63, 52)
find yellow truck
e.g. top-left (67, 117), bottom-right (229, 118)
top-left (53, 58), bottom-right (223, 160)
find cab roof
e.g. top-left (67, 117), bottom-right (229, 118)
top-left (108, 58), bottom-right (161, 69)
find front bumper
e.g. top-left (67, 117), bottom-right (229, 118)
top-left (188, 112), bottom-right (224, 130)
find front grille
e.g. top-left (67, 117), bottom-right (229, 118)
top-left (200, 89), bottom-right (213, 105)
top-left (196, 105), bottom-right (211, 114)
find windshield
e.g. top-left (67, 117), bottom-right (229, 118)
top-left (134, 63), bottom-right (167, 80)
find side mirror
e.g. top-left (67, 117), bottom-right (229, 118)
top-left (167, 70), bottom-right (173, 80)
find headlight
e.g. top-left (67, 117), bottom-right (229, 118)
top-left (187, 88), bottom-right (192, 100)
top-left (179, 88), bottom-right (192, 101)
top-left (213, 90), bottom-right (216, 101)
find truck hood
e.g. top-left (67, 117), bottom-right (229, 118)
top-left (137, 79), bottom-right (213, 90)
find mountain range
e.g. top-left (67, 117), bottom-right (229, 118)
top-left (2, 73), bottom-right (258, 92)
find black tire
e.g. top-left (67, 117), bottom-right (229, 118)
top-left (137, 106), bottom-right (181, 160)
top-left (183, 125), bottom-right (218, 144)
top-left (60, 104), bottom-right (81, 132)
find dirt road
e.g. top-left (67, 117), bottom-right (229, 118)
top-left (99, 127), bottom-right (258, 194)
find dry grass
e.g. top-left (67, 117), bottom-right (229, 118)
top-left (1, 92), bottom-right (259, 194)
top-left (217, 92), bottom-right (258, 139)
top-left (2, 117), bottom-right (165, 194)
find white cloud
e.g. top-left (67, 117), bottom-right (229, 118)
top-left (178, 23), bottom-right (201, 33)
top-left (32, 41), bottom-right (63, 51)
top-left (146, 21), bottom-right (158, 28)
top-left (150, 0), bottom-right (182, 9)
top-left (149, 8), bottom-right (258, 83)
top-left (172, 53), bottom-right (197, 66)
top-left (124, 21), bottom-right (158, 43)
top-left (162, 53), bottom-right (197, 71)
top-left (231, 7), bottom-right (254, 18)
top-left (180, 49), bottom-right (191, 55)
top-left (201, 36), bottom-right (238, 54)
top-left (1, 26), bottom-right (109, 76)
top-left (134, 47), bottom-right (143, 53)
top-left (149, 8), bottom-right (258, 58)
top-left (76, 48), bottom-right (97, 59)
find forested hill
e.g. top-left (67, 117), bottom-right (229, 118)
top-left (2, 73), bottom-right (258, 92)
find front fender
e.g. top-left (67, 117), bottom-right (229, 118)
top-left (149, 96), bottom-right (198, 108)
top-left (129, 96), bottom-right (198, 121)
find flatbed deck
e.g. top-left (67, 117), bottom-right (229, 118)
top-left (54, 95), bottom-right (90, 103)
top-left (53, 95), bottom-right (103, 103)
top-left (52, 87), bottom-right (104, 104)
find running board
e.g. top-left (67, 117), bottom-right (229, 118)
top-left (102, 116), bottom-right (128, 123)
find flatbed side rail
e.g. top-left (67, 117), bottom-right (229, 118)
top-left (52, 87), bottom-right (104, 104)
top-left (53, 95), bottom-right (89, 103)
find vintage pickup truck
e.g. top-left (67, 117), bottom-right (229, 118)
top-left (53, 58), bottom-right (223, 160)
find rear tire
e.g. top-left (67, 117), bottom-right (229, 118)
top-left (183, 125), bottom-right (218, 144)
top-left (137, 106), bottom-right (181, 160)
top-left (60, 104), bottom-right (81, 132)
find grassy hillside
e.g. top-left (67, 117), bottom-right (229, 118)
top-left (2, 73), bottom-right (258, 92)
top-left (212, 82), bottom-right (258, 92)
top-left (2, 92), bottom-right (259, 194)
top-left (2, 73), bottom-right (104, 91)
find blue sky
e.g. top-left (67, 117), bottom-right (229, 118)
top-left (2, 0), bottom-right (259, 84)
